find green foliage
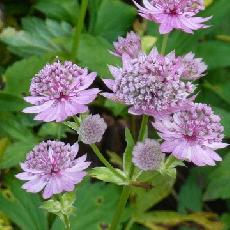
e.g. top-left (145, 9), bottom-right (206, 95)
top-left (123, 128), bottom-right (135, 176)
top-left (78, 34), bottom-right (120, 77)
top-left (0, 18), bottom-right (72, 57)
top-left (134, 211), bottom-right (223, 230)
top-left (204, 153), bottom-right (230, 200)
top-left (89, 167), bottom-right (127, 185)
top-left (0, 176), bottom-right (48, 230)
top-left (34, 0), bottom-right (79, 24)
top-left (88, 0), bottom-right (136, 42)
top-left (3, 55), bottom-right (51, 97)
top-left (178, 173), bottom-right (203, 214)
top-left (51, 180), bottom-right (128, 230)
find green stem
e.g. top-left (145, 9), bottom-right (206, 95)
top-left (71, 0), bottom-right (88, 60)
top-left (110, 186), bottom-right (130, 230)
top-left (63, 214), bottom-right (71, 230)
top-left (125, 219), bottom-right (134, 230)
top-left (137, 115), bottom-right (149, 142)
top-left (90, 144), bottom-right (126, 181)
top-left (160, 34), bottom-right (169, 55)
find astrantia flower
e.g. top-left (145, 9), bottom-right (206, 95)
top-left (181, 52), bottom-right (207, 80)
top-left (153, 103), bottom-right (228, 166)
top-left (132, 138), bottom-right (165, 171)
top-left (78, 114), bottom-right (107, 144)
top-left (111, 31), bottom-right (141, 58)
top-left (133, 0), bottom-right (211, 34)
top-left (23, 60), bottom-right (99, 122)
top-left (16, 141), bottom-right (90, 199)
top-left (102, 48), bottom-right (195, 117)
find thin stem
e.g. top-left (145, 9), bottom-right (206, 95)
top-left (138, 115), bottom-right (149, 142)
top-left (63, 215), bottom-right (71, 230)
top-left (110, 186), bottom-right (130, 230)
top-left (71, 0), bottom-right (88, 60)
top-left (90, 144), bottom-right (126, 181)
top-left (57, 123), bottom-right (62, 140)
top-left (125, 219), bottom-right (134, 230)
top-left (160, 34), bottom-right (169, 55)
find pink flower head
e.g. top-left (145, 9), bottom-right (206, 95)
top-left (102, 48), bottom-right (195, 117)
top-left (132, 138), bottom-right (165, 171)
top-left (133, 0), bottom-right (212, 34)
top-left (181, 52), bottom-right (207, 80)
top-left (111, 31), bottom-right (141, 58)
top-left (153, 103), bottom-right (228, 166)
top-left (16, 141), bottom-right (91, 199)
top-left (23, 60), bottom-right (99, 122)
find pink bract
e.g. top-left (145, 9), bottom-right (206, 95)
top-left (133, 0), bottom-right (211, 34)
top-left (153, 103), bottom-right (228, 166)
top-left (16, 141), bottom-right (91, 199)
top-left (102, 48), bottom-right (196, 117)
top-left (23, 60), bottom-right (99, 122)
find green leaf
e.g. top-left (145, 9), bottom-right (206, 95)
top-left (131, 171), bottom-right (176, 214)
top-left (3, 55), bottom-right (51, 97)
top-left (0, 93), bottom-right (26, 111)
top-left (134, 211), bottom-right (223, 230)
top-left (104, 100), bottom-right (128, 117)
top-left (0, 18), bottom-right (72, 57)
top-left (0, 113), bottom-right (36, 142)
top-left (178, 173), bottom-right (202, 214)
top-left (221, 213), bottom-right (230, 230)
top-left (213, 107), bottom-right (230, 138)
top-left (123, 128), bottom-right (135, 176)
top-left (38, 122), bottom-right (69, 138)
top-left (204, 153), bottom-right (230, 201)
top-left (0, 176), bottom-right (48, 230)
top-left (0, 139), bottom-right (38, 169)
top-left (132, 156), bottom-right (181, 214)
top-left (88, 0), bottom-right (136, 42)
top-left (34, 0), bottom-right (79, 24)
top-left (78, 34), bottom-right (120, 78)
top-left (51, 180), bottom-right (129, 230)
top-left (89, 167), bottom-right (127, 185)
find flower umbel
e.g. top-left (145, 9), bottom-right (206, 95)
top-left (16, 141), bottom-right (91, 199)
top-left (153, 103), bottom-right (228, 166)
top-left (102, 48), bottom-right (195, 117)
top-left (132, 138), bottom-right (165, 171)
top-left (23, 60), bottom-right (99, 122)
top-left (111, 31), bottom-right (141, 58)
top-left (78, 114), bottom-right (107, 144)
top-left (133, 0), bottom-right (211, 34)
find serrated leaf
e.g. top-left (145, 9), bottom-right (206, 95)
top-left (89, 167), bottom-right (127, 185)
top-left (0, 93), bottom-right (26, 111)
top-left (0, 18), bottom-right (71, 57)
top-left (123, 128), bottom-right (135, 175)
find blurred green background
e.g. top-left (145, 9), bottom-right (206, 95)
top-left (0, 0), bottom-right (229, 229)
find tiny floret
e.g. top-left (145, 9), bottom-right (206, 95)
top-left (133, 0), bottom-right (211, 34)
top-left (181, 52), bottom-right (207, 80)
top-left (111, 31), bottom-right (141, 58)
top-left (16, 141), bottom-right (90, 199)
top-left (23, 60), bottom-right (99, 122)
top-left (78, 114), bottom-right (107, 144)
top-left (132, 139), bottom-right (165, 171)
top-left (102, 48), bottom-right (196, 117)
top-left (153, 103), bottom-right (228, 166)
